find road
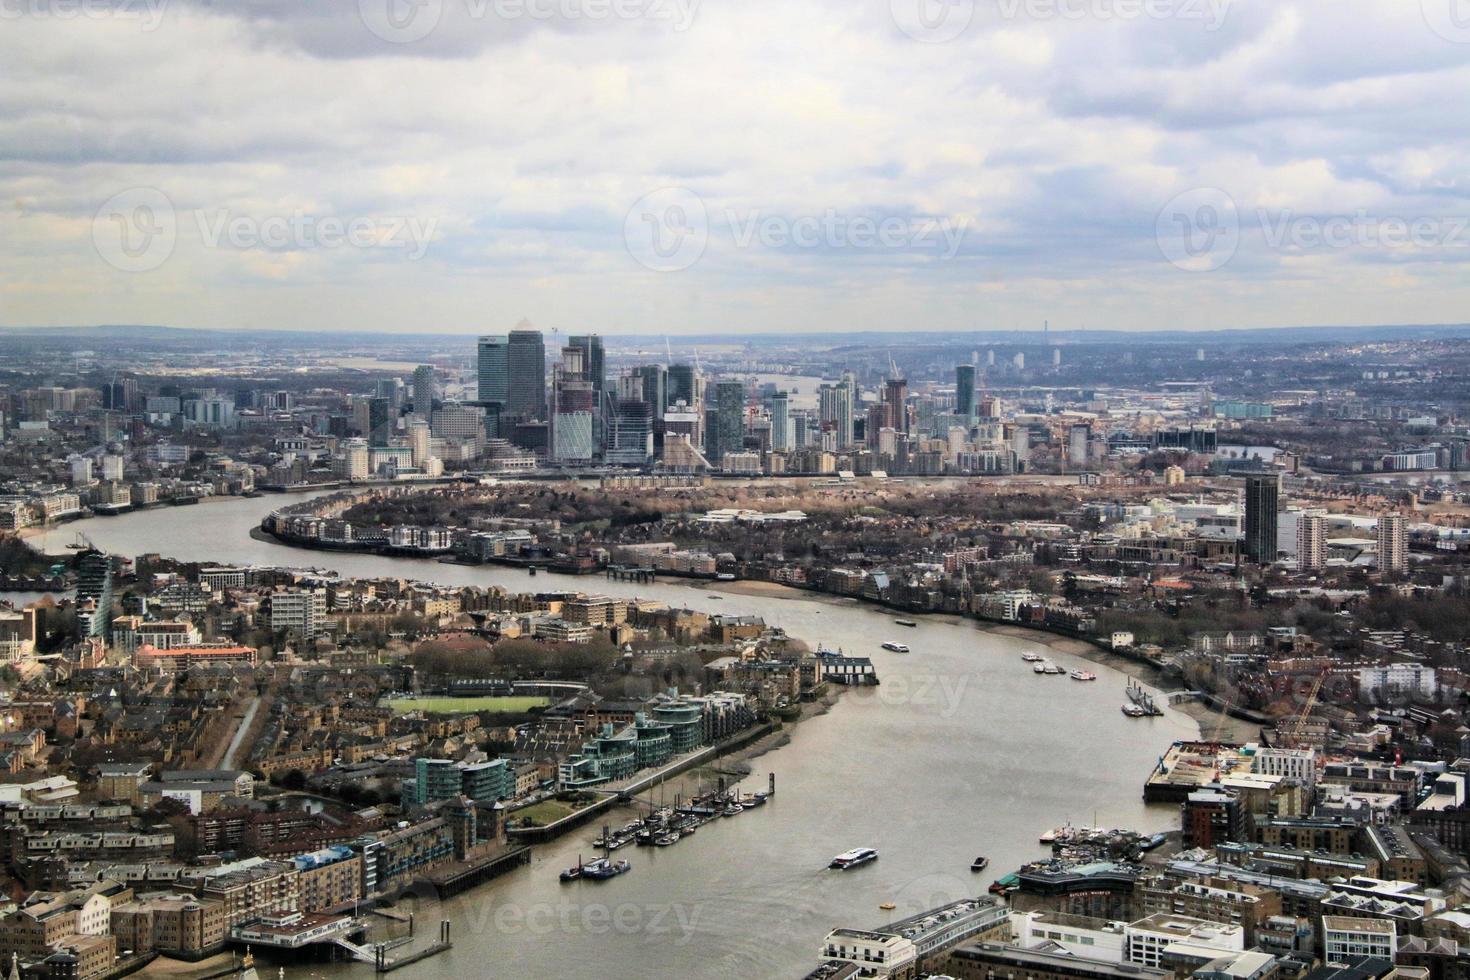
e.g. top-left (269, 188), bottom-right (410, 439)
top-left (219, 696), bottom-right (262, 770)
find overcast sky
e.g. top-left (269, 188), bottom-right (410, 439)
top-left (3, 0), bottom-right (1470, 335)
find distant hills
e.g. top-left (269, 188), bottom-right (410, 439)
top-left (3, 322), bottom-right (1470, 350)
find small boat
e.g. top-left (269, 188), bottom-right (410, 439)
top-left (971, 856), bottom-right (989, 872)
top-left (829, 847), bottom-right (879, 870)
top-left (1043, 663), bottom-right (1065, 675)
top-left (707, 594), bottom-right (724, 600)
top-left (895, 619), bottom-right (918, 627)
top-left (1021, 652), bottom-right (1044, 662)
top-left (1070, 670), bottom-right (1097, 682)
top-left (654, 832), bottom-right (680, 847)
top-left (1122, 704), bottom-right (1148, 717)
top-left (722, 803), bottom-right (744, 817)
top-left (744, 792), bottom-right (769, 807)
top-left (559, 858), bottom-right (585, 882)
top-left (881, 642), bottom-right (910, 653)
top-left (1033, 663), bottom-right (1049, 674)
top-left (989, 873), bottom-right (1020, 895)
top-left (879, 902), bottom-right (896, 910)
top-left (582, 858), bottom-right (631, 880)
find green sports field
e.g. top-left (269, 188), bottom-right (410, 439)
top-left (385, 696), bottom-right (549, 715)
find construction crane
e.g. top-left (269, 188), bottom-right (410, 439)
top-left (1285, 667), bottom-right (1330, 749)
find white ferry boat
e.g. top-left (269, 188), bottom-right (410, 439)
top-left (829, 847), bottom-right (879, 870)
top-left (881, 642), bottom-right (910, 652)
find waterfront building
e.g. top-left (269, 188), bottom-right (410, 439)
top-left (1124, 914), bottom-right (1244, 969)
top-left (944, 943), bottom-right (1170, 980)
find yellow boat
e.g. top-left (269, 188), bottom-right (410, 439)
top-left (879, 902), bottom-right (896, 910)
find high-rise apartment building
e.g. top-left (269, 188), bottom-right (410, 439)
top-left (1297, 512), bottom-right (1326, 571)
top-left (1378, 514), bottom-right (1407, 576)
top-left (883, 379), bottom-right (909, 434)
top-left (1244, 474), bottom-right (1281, 564)
top-left (818, 381), bottom-right (854, 449)
top-left (412, 365), bottom-right (436, 416)
top-left (634, 364), bottom-right (668, 420)
top-left (770, 392), bottom-right (792, 452)
top-left (955, 364), bottom-right (976, 419)
top-left (668, 364), bottom-right (698, 408)
top-left (711, 380), bottom-right (746, 463)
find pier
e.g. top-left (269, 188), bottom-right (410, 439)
top-left (606, 565), bottom-right (656, 583)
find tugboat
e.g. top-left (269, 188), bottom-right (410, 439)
top-left (970, 856), bottom-right (990, 873)
top-left (829, 848), bottom-right (879, 870)
top-left (581, 858), bottom-right (631, 880)
top-left (560, 857), bottom-right (585, 882)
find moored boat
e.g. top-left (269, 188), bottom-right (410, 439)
top-left (881, 641), bottom-right (910, 652)
top-left (971, 856), bottom-right (989, 872)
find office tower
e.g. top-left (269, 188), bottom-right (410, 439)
top-left (711, 380), bottom-right (745, 463)
top-left (1297, 513), bottom-right (1326, 571)
top-left (1013, 351), bottom-right (1025, 370)
top-left (76, 550), bottom-right (113, 640)
top-left (1243, 473), bottom-right (1281, 564)
top-left (568, 335), bottom-right (605, 398)
top-left (1068, 423), bottom-right (1091, 468)
top-left (819, 381), bottom-right (854, 449)
top-left (634, 364), bottom-right (668, 420)
top-left (430, 404), bottom-right (484, 441)
top-left (986, 350), bottom-right (995, 367)
top-left (883, 379), bottom-right (909, 435)
top-left (412, 365), bottom-right (436, 416)
top-left (1052, 347), bottom-right (1061, 367)
top-left (608, 399), bottom-right (654, 465)
top-left (770, 392), bottom-right (792, 451)
top-left (1378, 514), bottom-right (1407, 576)
top-left (477, 335), bottom-right (509, 406)
top-left (507, 328), bottom-right (547, 420)
top-left (375, 377), bottom-right (405, 408)
top-left (668, 363), bottom-right (697, 408)
top-left (955, 365), bottom-right (976, 419)
top-left (367, 396), bottom-right (393, 447)
top-left (552, 348), bottom-right (595, 463)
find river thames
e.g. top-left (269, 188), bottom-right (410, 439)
top-left (30, 497), bottom-right (1198, 979)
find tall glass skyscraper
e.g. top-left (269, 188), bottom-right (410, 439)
top-left (1244, 473), bottom-right (1281, 564)
top-left (956, 364), bottom-right (976, 418)
top-left (711, 379), bottom-right (745, 462)
top-left (507, 329), bottom-right (547, 421)
top-left (477, 335), bottom-right (509, 405)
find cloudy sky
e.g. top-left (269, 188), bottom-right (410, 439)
top-left (3, 0), bottom-right (1470, 335)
